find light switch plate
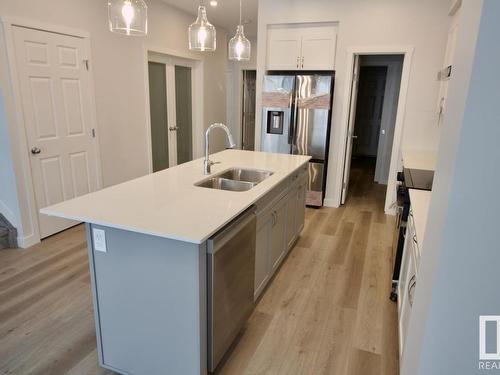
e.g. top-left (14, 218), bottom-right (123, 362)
top-left (93, 228), bottom-right (107, 253)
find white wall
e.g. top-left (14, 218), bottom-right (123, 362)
top-left (402, 0), bottom-right (500, 373)
top-left (0, 0), bottom-right (229, 245)
top-left (255, 0), bottom-right (450, 207)
top-left (0, 89), bottom-right (21, 229)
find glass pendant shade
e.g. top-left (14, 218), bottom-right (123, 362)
top-left (108, 0), bottom-right (148, 36)
top-left (229, 25), bottom-right (251, 61)
top-left (188, 6), bottom-right (216, 51)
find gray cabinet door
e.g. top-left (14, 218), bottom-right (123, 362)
top-left (285, 188), bottom-right (298, 251)
top-left (295, 179), bottom-right (307, 234)
top-left (270, 197), bottom-right (287, 272)
top-left (254, 214), bottom-right (272, 299)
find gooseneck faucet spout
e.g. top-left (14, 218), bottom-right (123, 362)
top-left (204, 123), bottom-right (236, 175)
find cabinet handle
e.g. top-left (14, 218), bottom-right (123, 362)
top-left (408, 278), bottom-right (417, 306)
top-left (413, 234), bottom-right (418, 244)
top-left (296, 56), bottom-right (300, 69)
top-left (408, 274), bottom-right (416, 286)
top-left (301, 56), bottom-right (304, 69)
top-left (272, 211), bottom-right (276, 226)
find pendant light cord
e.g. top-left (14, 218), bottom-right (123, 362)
top-left (239, 0), bottom-right (242, 26)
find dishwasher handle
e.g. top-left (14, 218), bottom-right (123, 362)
top-left (207, 208), bottom-right (256, 254)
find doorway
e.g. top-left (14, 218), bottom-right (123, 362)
top-left (341, 54), bottom-right (404, 204)
top-left (148, 53), bottom-right (194, 172)
top-left (241, 70), bottom-right (256, 150)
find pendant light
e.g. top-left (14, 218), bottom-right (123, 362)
top-left (108, 0), bottom-right (148, 36)
top-left (189, 2), bottom-right (216, 52)
top-left (228, 0), bottom-right (251, 61)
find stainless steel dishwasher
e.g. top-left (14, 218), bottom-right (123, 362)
top-left (207, 208), bottom-right (256, 372)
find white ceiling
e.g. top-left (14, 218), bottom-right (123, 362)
top-left (161, 0), bottom-right (259, 38)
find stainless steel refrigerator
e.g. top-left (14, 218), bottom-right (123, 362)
top-left (261, 73), bottom-right (334, 207)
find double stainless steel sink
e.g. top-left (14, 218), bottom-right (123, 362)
top-left (195, 168), bottom-right (273, 192)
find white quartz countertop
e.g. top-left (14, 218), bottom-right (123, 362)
top-left (409, 189), bottom-right (432, 247)
top-left (402, 149), bottom-right (438, 171)
top-left (41, 150), bottom-right (311, 244)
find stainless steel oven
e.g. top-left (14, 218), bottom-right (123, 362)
top-left (207, 208), bottom-right (256, 372)
top-left (390, 168), bottom-right (434, 301)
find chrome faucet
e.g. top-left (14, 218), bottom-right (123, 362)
top-left (204, 123), bottom-right (236, 174)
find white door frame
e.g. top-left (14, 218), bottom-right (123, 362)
top-left (0, 16), bottom-right (102, 248)
top-left (336, 45), bottom-right (414, 214)
top-left (143, 46), bottom-right (204, 173)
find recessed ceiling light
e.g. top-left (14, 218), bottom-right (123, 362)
top-left (210, 0), bottom-right (218, 6)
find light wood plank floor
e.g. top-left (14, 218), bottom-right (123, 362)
top-left (0, 158), bottom-right (398, 375)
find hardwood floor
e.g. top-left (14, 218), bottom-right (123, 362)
top-left (219, 157), bottom-right (398, 375)
top-left (0, 158), bottom-right (398, 375)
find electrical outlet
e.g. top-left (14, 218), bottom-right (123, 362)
top-left (93, 228), bottom-right (107, 253)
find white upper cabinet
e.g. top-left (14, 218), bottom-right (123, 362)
top-left (300, 26), bottom-right (337, 70)
top-left (267, 24), bottom-right (337, 71)
top-left (266, 28), bottom-right (302, 70)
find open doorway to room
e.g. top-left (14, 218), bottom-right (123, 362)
top-left (147, 52), bottom-right (197, 172)
top-left (341, 54), bottom-right (404, 205)
top-left (241, 70), bottom-right (257, 150)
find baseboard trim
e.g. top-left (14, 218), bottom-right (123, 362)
top-left (323, 198), bottom-right (339, 208)
top-left (385, 206), bottom-right (396, 216)
top-left (17, 232), bottom-right (39, 249)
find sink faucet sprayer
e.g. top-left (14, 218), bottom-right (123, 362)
top-left (204, 123), bottom-right (236, 174)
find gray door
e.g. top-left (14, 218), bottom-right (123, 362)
top-left (352, 66), bottom-right (387, 157)
top-left (148, 61), bottom-right (193, 171)
top-left (148, 61), bottom-right (169, 172)
top-left (175, 65), bottom-right (193, 164)
top-left (241, 70), bottom-right (256, 150)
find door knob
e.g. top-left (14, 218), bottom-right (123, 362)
top-left (31, 147), bottom-right (41, 155)
top-left (351, 135), bottom-right (358, 139)
top-left (169, 126), bottom-right (179, 131)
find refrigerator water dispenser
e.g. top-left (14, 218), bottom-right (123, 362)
top-left (267, 111), bottom-right (284, 135)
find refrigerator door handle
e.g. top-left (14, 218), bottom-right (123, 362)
top-left (289, 82), bottom-right (299, 146)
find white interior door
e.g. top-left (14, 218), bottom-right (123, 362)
top-left (341, 55), bottom-right (361, 204)
top-left (12, 26), bottom-right (100, 238)
top-left (374, 59), bottom-right (403, 184)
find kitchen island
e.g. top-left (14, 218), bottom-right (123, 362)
top-left (41, 150), bottom-right (310, 375)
